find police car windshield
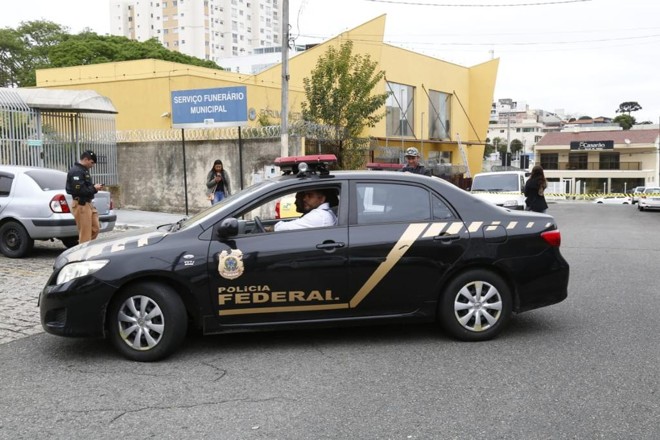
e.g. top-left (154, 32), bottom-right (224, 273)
top-left (174, 179), bottom-right (279, 231)
top-left (471, 174), bottom-right (519, 192)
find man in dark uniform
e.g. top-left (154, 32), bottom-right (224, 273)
top-left (401, 147), bottom-right (432, 176)
top-left (66, 150), bottom-right (103, 243)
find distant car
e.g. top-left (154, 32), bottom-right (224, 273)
top-left (593, 196), bottom-right (632, 204)
top-left (40, 154), bottom-right (569, 362)
top-left (470, 171), bottom-right (528, 210)
top-left (0, 165), bottom-right (116, 258)
top-left (638, 187), bottom-right (660, 211)
top-left (632, 186), bottom-right (645, 204)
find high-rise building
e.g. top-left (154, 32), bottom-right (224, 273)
top-left (109, 0), bottom-right (282, 63)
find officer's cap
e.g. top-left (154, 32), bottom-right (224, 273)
top-left (81, 150), bottom-right (97, 164)
top-left (404, 147), bottom-right (420, 158)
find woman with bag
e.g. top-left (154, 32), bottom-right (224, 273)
top-left (524, 165), bottom-right (548, 213)
top-left (206, 159), bottom-right (231, 205)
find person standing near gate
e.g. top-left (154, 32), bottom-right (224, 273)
top-left (66, 150), bottom-right (103, 243)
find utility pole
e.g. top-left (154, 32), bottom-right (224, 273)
top-left (280, 0), bottom-right (289, 157)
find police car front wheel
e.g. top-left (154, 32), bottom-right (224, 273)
top-left (108, 282), bottom-right (188, 362)
top-left (439, 270), bottom-right (512, 341)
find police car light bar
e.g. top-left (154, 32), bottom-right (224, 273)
top-left (275, 154), bottom-right (337, 176)
top-left (366, 162), bottom-right (404, 171)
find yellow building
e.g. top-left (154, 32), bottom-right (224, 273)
top-left (36, 15), bottom-right (498, 178)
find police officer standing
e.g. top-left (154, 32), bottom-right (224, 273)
top-left (401, 147), bottom-right (432, 176)
top-left (66, 150), bottom-right (103, 243)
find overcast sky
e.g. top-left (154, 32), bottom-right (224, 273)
top-left (2, 0), bottom-right (659, 122)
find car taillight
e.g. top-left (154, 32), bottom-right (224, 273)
top-left (275, 201), bottom-right (281, 219)
top-left (110, 198), bottom-right (114, 210)
top-left (541, 230), bottom-right (561, 247)
top-left (50, 194), bottom-right (71, 213)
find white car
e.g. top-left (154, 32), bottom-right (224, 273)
top-left (637, 187), bottom-right (660, 211)
top-left (469, 171), bottom-right (528, 210)
top-left (593, 196), bottom-right (632, 204)
top-left (631, 186), bottom-right (645, 204)
top-left (0, 165), bottom-right (116, 258)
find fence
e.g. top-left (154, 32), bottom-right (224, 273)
top-left (0, 89), bottom-right (118, 185)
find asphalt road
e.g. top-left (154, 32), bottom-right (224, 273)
top-left (1, 203), bottom-right (659, 439)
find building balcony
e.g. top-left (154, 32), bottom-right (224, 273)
top-left (544, 161), bottom-right (642, 171)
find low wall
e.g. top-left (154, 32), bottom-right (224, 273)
top-left (115, 137), bottom-right (303, 214)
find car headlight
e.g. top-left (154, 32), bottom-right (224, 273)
top-left (56, 260), bottom-right (109, 285)
top-left (502, 200), bottom-right (520, 208)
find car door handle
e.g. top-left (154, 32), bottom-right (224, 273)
top-left (316, 241), bottom-right (346, 250)
top-left (433, 234), bottom-right (461, 243)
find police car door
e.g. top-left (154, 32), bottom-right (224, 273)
top-left (347, 181), bottom-right (469, 316)
top-left (207, 186), bottom-right (350, 327)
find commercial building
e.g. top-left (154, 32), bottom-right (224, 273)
top-left (109, 0), bottom-right (282, 63)
top-left (38, 15), bottom-right (498, 179)
top-left (534, 127), bottom-right (660, 195)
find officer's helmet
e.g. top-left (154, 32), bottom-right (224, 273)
top-left (404, 147), bottom-right (420, 158)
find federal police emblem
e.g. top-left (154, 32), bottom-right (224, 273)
top-left (218, 249), bottom-right (244, 280)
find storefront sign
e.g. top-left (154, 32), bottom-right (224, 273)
top-left (570, 140), bottom-right (614, 150)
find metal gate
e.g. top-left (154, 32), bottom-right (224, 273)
top-left (0, 88), bottom-right (118, 185)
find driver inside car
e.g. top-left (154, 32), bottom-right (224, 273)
top-left (273, 189), bottom-right (337, 231)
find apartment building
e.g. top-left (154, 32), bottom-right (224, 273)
top-left (109, 0), bottom-right (282, 63)
top-left (487, 99), bottom-right (564, 156)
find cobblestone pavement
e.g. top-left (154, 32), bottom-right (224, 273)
top-left (0, 231), bottom-right (123, 345)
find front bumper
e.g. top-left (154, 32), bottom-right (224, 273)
top-left (39, 276), bottom-right (117, 338)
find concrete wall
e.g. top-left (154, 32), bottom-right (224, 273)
top-left (115, 137), bottom-right (303, 214)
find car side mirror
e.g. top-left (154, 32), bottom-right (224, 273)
top-left (217, 217), bottom-right (239, 239)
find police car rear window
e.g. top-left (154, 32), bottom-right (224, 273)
top-left (357, 183), bottom-right (431, 224)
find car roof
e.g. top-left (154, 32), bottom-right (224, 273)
top-left (473, 171), bottom-right (527, 177)
top-left (0, 165), bottom-right (65, 174)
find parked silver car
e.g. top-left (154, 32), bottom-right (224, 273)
top-left (0, 165), bottom-right (116, 258)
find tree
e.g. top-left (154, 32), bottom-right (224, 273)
top-left (613, 114), bottom-right (636, 130)
top-left (49, 33), bottom-right (223, 70)
top-left (616, 101), bottom-right (642, 115)
top-left (510, 139), bottom-right (523, 155)
top-left (0, 20), bottom-right (222, 88)
top-left (301, 40), bottom-right (389, 169)
top-left (0, 20), bottom-right (68, 87)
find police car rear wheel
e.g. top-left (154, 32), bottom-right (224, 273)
top-left (108, 282), bottom-right (187, 362)
top-left (439, 270), bottom-right (512, 341)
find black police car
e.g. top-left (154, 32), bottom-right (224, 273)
top-left (40, 155), bottom-right (569, 362)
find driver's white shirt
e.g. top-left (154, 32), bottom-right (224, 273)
top-left (274, 202), bottom-right (336, 231)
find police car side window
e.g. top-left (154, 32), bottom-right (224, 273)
top-left (0, 176), bottom-right (11, 197)
top-left (432, 195), bottom-right (456, 220)
top-left (356, 183), bottom-right (431, 224)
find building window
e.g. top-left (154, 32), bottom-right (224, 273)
top-left (428, 90), bottom-right (451, 141)
top-left (599, 152), bottom-right (620, 170)
top-left (540, 153), bottom-right (559, 170)
top-left (568, 153), bottom-right (588, 170)
top-left (386, 82), bottom-right (415, 137)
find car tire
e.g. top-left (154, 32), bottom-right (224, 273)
top-left (638, 205), bottom-right (644, 211)
top-left (438, 270), bottom-right (512, 342)
top-left (108, 282), bottom-right (187, 362)
top-left (0, 221), bottom-right (34, 258)
top-left (60, 237), bottom-right (79, 248)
